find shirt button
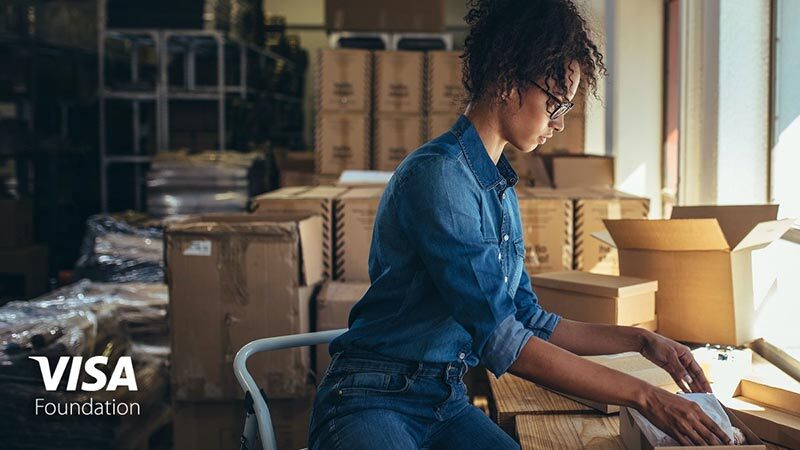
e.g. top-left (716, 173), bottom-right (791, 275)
top-left (504, 276), bottom-right (508, 283)
top-left (503, 234), bottom-right (509, 241)
top-left (458, 352), bottom-right (466, 360)
top-left (498, 252), bottom-right (502, 260)
top-left (502, 192), bottom-right (506, 200)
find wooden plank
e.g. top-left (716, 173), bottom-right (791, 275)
top-left (517, 414), bottom-right (624, 450)
top-left (488, 371), bottom-right (594, 436)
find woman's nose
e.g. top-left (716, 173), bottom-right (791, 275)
top-left (549, 115), bottom-right (565, 132)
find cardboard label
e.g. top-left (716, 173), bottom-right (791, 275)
top-left (318, 49), bottom-right (371, 113)
top-left (183, 240), bottom-right (212, 256)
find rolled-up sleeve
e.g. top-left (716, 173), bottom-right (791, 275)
top-left (513, 263), bottom-right (562, 340)
top-left (394, 155), bottom-right (532, 377)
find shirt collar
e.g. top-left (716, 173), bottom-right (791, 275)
top-left (450, 115), bottom-right (519, 191)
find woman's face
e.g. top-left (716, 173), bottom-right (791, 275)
top-left (498, 61), bottom-right (581, 152)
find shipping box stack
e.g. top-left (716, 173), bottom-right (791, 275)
top-left (315, 281), bottom-right (369, 376)
top-left (335, 187), bottom-right (385, 282)
top-left (594, 205), bottom-right (794, 345)
top-left (167, 212), bottom-right (324, 450)
top-left (251, 185), bottom-right (350, 280)
top-left (0, 198), bottom-right (48, 302)
top-left (516, 188), bottom-right (574, 275)
top-left (316, 49), bottom-right (372, 177)
top-left (373, 51), bottom-right (425, 171)
top-left (426, 51), bottom-right (465, 139)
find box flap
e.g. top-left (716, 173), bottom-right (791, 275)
top-left (733, 219), bottom-right (795, 252)
top-left (297, 216), bottom-right (324, 286)
top-left (604, 219), bottom-right (730, 251)
top-left (532, 271), bottom-right (657, 298)
top-left (591, 230), bottom-right (617, 248)
top-left (672, 205), bottom-right (779, 249)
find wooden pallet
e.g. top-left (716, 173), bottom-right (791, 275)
top-left (516, 414), bottom-right (624, 450)
top-left (487, 371), bottom-right (595, 436)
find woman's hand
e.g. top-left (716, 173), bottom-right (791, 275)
top-left (639, 331), bottom-right (712, 393)
top-left (638, 387), bottom-right (732, 446)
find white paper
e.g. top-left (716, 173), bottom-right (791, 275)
top-left (630, 393), bottom-right (734, 446)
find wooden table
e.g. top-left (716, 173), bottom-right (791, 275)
top-left (487, 371), bottom-right (594, 436)
top-left (516, 414), bottom-right (624, 450)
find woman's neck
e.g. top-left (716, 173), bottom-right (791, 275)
top-left (464, 101), bottom-right (508, 165)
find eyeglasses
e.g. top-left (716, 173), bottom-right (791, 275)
top-left (533, 81), bottom-right (574, 120)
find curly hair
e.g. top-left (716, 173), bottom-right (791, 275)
top-left (462, 0), bottom-right (606, 105)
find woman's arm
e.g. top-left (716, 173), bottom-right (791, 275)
top-left (508, 337), bottom-right (731, 446)
top-left (548, 318), bottom-right (646, 355)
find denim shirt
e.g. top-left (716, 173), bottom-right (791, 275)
top-left (329, 115), bottom-right (562, 377)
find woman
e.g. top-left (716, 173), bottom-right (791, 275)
top-left (310, 0), bottom-right (731, 448)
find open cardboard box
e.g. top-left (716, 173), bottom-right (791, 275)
top-left (620, 403), bottom-right (765, 449)
top-left (722, 377), bottom-right (800, 448)
top-left (593, 205), bottom-right (794, 345)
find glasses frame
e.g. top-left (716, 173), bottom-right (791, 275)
top-left (532, 81), bottom-right (575, 120)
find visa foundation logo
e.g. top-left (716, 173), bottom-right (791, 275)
top-left (29, 356), bottom-right (141, 416)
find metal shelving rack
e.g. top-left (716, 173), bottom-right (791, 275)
top-left (97, 2), bottom-right (299, 212)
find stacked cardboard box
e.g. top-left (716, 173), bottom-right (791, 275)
top-left (426, 51), bottom-right (465, 139)
top-left (595, 205), bottom-right (793, 345)
top-left (251, 185), bottom-right (350, 279)
top-left (373, 51), bottom-right (425, 171)
top-left (726, 377), bottom-right (800, 449)
top-left (315, 281), bottom-right (369, 376)
top-left (167, 213), bottom-right (324, 450)
top-left (316, 49), bottom-right (372, 176)
top-left (335, 187), bottom-right (385, 282)
top-left (0, 198), bottom-right (48, 302)
top-left (538, 88), bottom-right (587, 154)
top-left (516, 188), bottom-right (574, 275)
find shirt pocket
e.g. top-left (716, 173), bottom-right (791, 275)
top-left (507, 238), bottom-right (526, 296)
top-left (337, 371), bottom-right (413, 397)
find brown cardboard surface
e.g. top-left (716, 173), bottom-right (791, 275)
top-left (508, 153), bottom-right (553, 187)
top-left (633, 315), bottom-right (658, 332)
top-left (534, 286), bottom-right (655, 326)
top-left (426, 112), bottom-right (459, 140)
top-left (315, 281), bottom-right (368, 376)
top-left (251, 186), bottom-right (350, 279)
top-left (0, 198), bottom-right (33, 248)
top-left (727, 397), bottom-right (800, 449)
top-left (316, 112), bottom-right (370, 175)
top-left (600, 216), bottom-right (794, 345)
top-left (0, 244), bottom-right (48, 300)
top-left (374, 51), bottom-right (425, 114)
top-left (326, 0), bottom-right (445, 32)
top-left (373, 113), bottom-right (424, 171)
top-left (737, 378), bottom-right (800, 416)
top-left (317, 49), bottom-right (371, 113)
top-left (537, 114), bottom-right (586, 154)
top-left (671, 205), bottom-right (780, 251)
top-left (426, 51), bottom-right (465, 113)
top-left (551, 155), bottom-right (614, 189)
top-left (620, 405), bottom-right (765, 449)
top-left (173, 399), bottom-right (312, 450)
top-left (274, 150), bottom-right (316, 187)
top-left (532, 271), bottom-right (658, 298)
top-left (517, 189), bottom-right (573, 274)
top-left (336, 187), bottom-right (384, 282)
top-left (167, 214), bottom-right (323, 400)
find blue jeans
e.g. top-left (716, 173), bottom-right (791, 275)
top-left (308, 351), bottom-right (520, 450)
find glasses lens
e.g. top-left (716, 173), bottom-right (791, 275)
top-left (551, 103), bottom-right (574, 120)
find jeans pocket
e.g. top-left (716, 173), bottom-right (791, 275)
top-left (338, 371), bottom-right (412, 396)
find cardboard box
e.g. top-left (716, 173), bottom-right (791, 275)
top-left (573, 189), bottom-right (650, 275)
top-left (554, 352), bottom-right (676, 414)
top-left (316, 112), bottom-right (370, 176)
top-left (275, 150), bottom-right (316, 188)
top-left (335, 187), bottom-right (384, 282)
top-left (0, 244), bottom-right (48, 301)
top-left (251, 186), bottom-right (350, 280)
top-left (504, 148), bottom-right (552, 187)
top-left (0, 198), bottom-right (33, 248)
top-left (167, 213), bottom-right (324, 400)
top-left (373, 113), bottom-right (424, 171)
top-left (426, 112), bottom-right (458, 140)
top-left (317, 49), bottom-right (371, 113)
top-left (326, 0), bottom-right (445, 32)
top-left (726, 377), bottom-right (800, 449)
top-left (532, 271), bottom-right (656, 326)
top-left (374, 51), bottom-right (424, 114)
top-left (173, 399), bottom-right (311, 450)
top-left (517, 188), bottom-right (573, 274)
top-left (426, 51), bottom-right (465, 113)
top-left (540, 154), bottom-right (615, 189)
top-left (315, 281), bottom-right (369, 376)
top-left (620, 403), bottom-right (765, 449)
top-left (594, 205), bottom-right (794, 345)
top-left (633, 315), bottom-right (658, 332)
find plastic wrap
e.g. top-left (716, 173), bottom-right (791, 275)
top-left (75, 213), bottom-right (165, 283)
top-left (629, 393), bottom-right (736, 446)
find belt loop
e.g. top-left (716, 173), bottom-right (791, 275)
top-left (411, 361), bottom-right (423, 381)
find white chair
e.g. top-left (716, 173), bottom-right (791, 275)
top-left (233, 329), bottom-right (348, 450)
